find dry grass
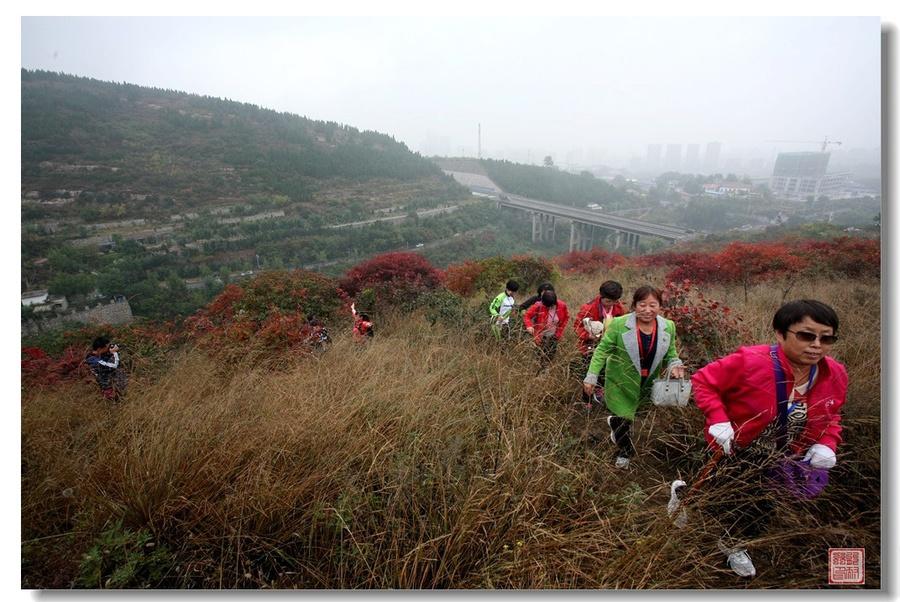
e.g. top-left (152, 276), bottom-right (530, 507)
top-left (21, 275), bottom-right (881, 589)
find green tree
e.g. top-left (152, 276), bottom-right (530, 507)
top-left (48, 272), bottom-right (95, 297)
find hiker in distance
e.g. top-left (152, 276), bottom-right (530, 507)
top-left (523, 289), bottom-right (569, 369)
top-left (582, 286), bottom-right (685, 468)
top-left (489, 279), bottom-right (519, 340)
top-left (351, 303), bottom-right (374, 341)
top-left (688, 300), bottom-right (847, 578)
top-left (573, 280), bottom-right (626, 404)
top-left (85, 336), bottom-right (128, 401)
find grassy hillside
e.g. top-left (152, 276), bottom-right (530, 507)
top-left (21, 250), bottom-right (880, 589)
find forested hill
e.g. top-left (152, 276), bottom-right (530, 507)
top-left (21, 69), bottom-right (445, 205)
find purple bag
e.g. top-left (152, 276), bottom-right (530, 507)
top-left (767, 457), bottom-right (829, 499)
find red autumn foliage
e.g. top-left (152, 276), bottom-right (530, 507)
top-left (554, 248), bottom-right (627, 275)
top-left (661, 280), bottom-right (747, 368)
top-left (21, 345), bottom-right (90, 387)
top-left (441, 255), bottom-right (557, 298)
top-left (796, 236), bottom-right (880, 279)
top-left (340, 252), bottom-right (442, 304)
top-left (442, 260), bottom-right (484, 297)
top-left (660, 253), bottom-right (722, 284)
top-left (184, 270), bottom-right (345, 351)
top-left (707, 241), bottom-right (810, 300)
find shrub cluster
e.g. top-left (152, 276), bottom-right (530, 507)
top-left (442, 255), bottom-right (557, 297)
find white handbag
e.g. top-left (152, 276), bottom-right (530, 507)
top-left (583, 317), bottom-right (604, 337)
top-left (651, 365), bottom-right (692, 407)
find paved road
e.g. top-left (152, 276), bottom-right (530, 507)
top-left (500, 194), bottom-right (693, 240)
top-left (442, 168), bottom-right (692, 241)
top-left (327, 205), bottom-right (460, 229)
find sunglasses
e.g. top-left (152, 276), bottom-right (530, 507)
top-left (787, 330), bottom-right (838, 345)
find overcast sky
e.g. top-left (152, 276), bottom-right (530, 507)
top-left (21, 16), bottom-right (880, 163)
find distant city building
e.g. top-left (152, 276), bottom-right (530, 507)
top-left (769, 152), bottom-right (849, 200)
top-left (646, 144), bottom-right (662, 172)
top-left (703, 141), bottom-right (722, 173)
top-left (664, 144), bottom-right (682, 172)
top-left (684, 144), bottom-right (701, 173)
top-left (703, 181), bottom-right (755, 197)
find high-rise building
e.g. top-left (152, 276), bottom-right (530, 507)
top-left (703, 141), bottom-right (722, 174)
top-left (646, 144), bottom-right (662, 172)
top-left (684, 144), bottom-right (701, 173)
top-left (769, 152), bottom-right (848, 200)
top-left (664, 144), bottom-right (682, 172)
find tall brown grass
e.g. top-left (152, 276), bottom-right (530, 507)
top-left (21, 275), bottom-right (880, 588)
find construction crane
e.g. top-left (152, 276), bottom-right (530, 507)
top-left (765, 137), bottom-right (842, 152)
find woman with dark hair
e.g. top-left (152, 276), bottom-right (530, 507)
top-left (573, 280), bottom-right (626, 404)
top-left (523, 289), bottom-right (569, 367)
top-left (582, 286), bottom-right (685, 468)
top-left (518, 282), bottom-right (555, 313)
top-left (687, 299), bottom-right (847, 578)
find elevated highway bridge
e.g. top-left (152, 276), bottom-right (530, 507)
top-left (498, 193), bottom-right (694, 251)
top-left (444, 169), bottom-right (694, 251)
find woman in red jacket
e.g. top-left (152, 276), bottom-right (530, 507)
top-left (573, 280), bottom-right (626, 403)
top-left (689, 300), bottom-right (847, 578)
top-left (523, 290), bottom-right (569, 368)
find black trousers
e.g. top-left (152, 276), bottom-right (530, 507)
top-left (607, 415), bottom-right (636, 458)
top-left (698, 452), bottom-right (777, 547)
top-left (578, 352), bottom-right (607, 404)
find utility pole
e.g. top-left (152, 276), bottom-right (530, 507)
top-left (478, 123), bottom-right (482, 159)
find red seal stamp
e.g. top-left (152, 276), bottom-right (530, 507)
top-left (828, 548), bottom-right (865, 585)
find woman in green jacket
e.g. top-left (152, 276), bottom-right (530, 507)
top-left (582, 286), bottom-right (686, 468)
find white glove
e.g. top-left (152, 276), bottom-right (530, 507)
top-left (803, 444), bottom-right (836, 469)
top-left (708, 422), bottom-right (735, 455)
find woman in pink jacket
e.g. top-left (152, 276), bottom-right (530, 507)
top-left (689, 300), bottom-right (847, 578)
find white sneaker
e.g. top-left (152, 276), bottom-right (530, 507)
top-left (725, 549), bottom-right (756, 578)
top-left (717, 540), bottom-right (756, 577)
top-left (614, 456), bottom-right (630, 469)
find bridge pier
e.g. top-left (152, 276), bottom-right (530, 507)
top-left (569, 221), bottom-right (595, 252)
top-left (532, 212), bottom-right (557, 243)
top-left (507, 196), bottom-right (687, 249)
top-left (616, 231), bottom-right (641, 251)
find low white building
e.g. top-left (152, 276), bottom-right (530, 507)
top-left (21, 290), bottom-right (49, 307)
top-left (22, 290), bottom-right (69, 313)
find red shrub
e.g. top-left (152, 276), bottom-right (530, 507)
top-left (184, 269), bottom-right (345, 351)
top-left (340, 252), bottom-right (442, 305)
top-left (555, 248), bottom-right (626, 274)
top-left (797, 237), bottom-right (880, 279)
top-left (662, 253), bottom-right (723, 284)
top-left (21, 345), bottom-right (90, 387)
top-left (443, 261), bottom-right (485, 297)
top-left (661, 280), bottom-right (748, 369)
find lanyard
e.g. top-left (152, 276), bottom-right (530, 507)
top-left (598, 299), bottom-right (609, 319)
top-left (637, 321), bottom-right (657, 377)
top-left (770, 344), bottom-right (817, 449)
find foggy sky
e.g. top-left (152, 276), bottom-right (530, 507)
top-left (21, 16), bottom-right (881, 164)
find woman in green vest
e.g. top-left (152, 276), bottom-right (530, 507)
top-left (582, 285), bottom-right (686, 468)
